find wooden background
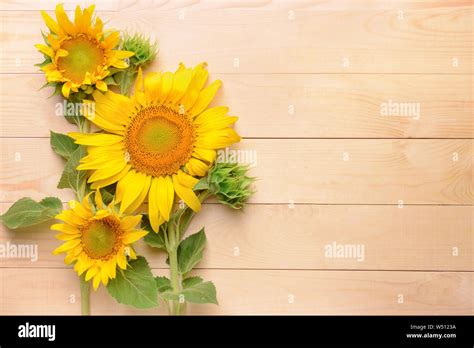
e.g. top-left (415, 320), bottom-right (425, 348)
top-left (0, 0), bottom-right (472, 315)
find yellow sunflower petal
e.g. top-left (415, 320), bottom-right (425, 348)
top-left (96, 80), bottom-right (108, 92)
top-left (100, 268), bottom-right (109, 287)
top-left (168, 64), bottom-right (193, 104)
top-left (109, 50), bottom-right (135, 59)
top-left (68, 200), bottom-right (92, 219)
top-left (90, 164), bottom-right (131, 189)
top-left (35, 44), bottom-right (54, 58)
top-left (94, 189), bottom-right (104, 209)
top-left (74, 5), bottom-right (83, 28)
top-left (176, 170), bottom-right (199, 188)
top-left (55, 210), bottom-right (85, 226)
top-left (103, 31), bottom-right (120, 50)
top-left (117, 171), bottom-right (150, 214)
top-left (51, 223), bottom-right (80, 234)
top-left (192, 147), bottom-right (217, 164)
top-left (189, 80), bottom-right (222, 117)
top-left (41, 10), bottom-right (60, 34)
top-left (87, 160), bottom-right (128, 182)
top-left (116, 250), bottom-right (127, 269)
top-left (148, 179), bottom-right (166, 232)
top-left (181, 63), bottom-right (209, 109)
top-left (81, 6), bottom-right (94, 33)
top-left (185, 157), bottom-right (210, 177)
top-left (55, 4), bottom-right (77, 35)
top-left (53, 239), bottom-right (82, 255)
top-left (62, 82), bottom-right (72, 98)
top-left (122, 230), bottom-right (148, 244)
top-left (55, 233), bottom-right (81, 241)
top-left (172, 173), bottom-right (201, 212)
top-left (124, 178), bottom-right (150, 214)
top-left (120, 215), bottom-right (142, 231)
top-left (156, 176), bottom-right (174, 221)
top-left (195, 128), bottom-right (241, 149)
top-left (85, 265), bottom-right (99, 281)
top-left (93, 273), bottom-right (101, 290)
top-left (110, 60), bottom-right (129, 69)
top-left (144, 72), bottom-right (162, 103)
top-left (157, 72), bottom-right (173, 104)
top-left (69, 132), bottom-right (123, 146)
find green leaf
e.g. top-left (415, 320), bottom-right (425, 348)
top-left (142, 215), bottom-right (167, 250)
top-left (155, 276), bottom-right (172, 295)
top-left (183, 276), bottom-right (204, 288)
top-left (163, 277), bottom-right (218, 305)
top-left (39, 197), bottom-right (62, 211)
top-left (181, 277), bottom-right (218, 304)
top-left (177, 227), bottom-right (206, 274)
top-left (99, 185), bottom-right (116, 206)
top-left (0, 197), bottom-right (62, 229)
top-left (50, 131), bottom-right (78, 160)
top-left (106, 256), bottom-right (159, 309)
top-left (57, 146), bottom-right (87, 193)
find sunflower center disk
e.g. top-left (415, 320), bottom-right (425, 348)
top-left (57, 36), bottom-right (105, 83)
top-left (81, 217), bottom-right (122, 260)
top-left (125, 105), bottom-right (195, 177)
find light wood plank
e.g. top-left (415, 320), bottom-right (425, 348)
top-left (0, 268), bottom-right (471, 314)
top-left (1, 203), bottom-right (472, 270)
top-left (1, 73), bottom-right (472, 138)
top-left (0, 0), bottom-right (118, 11)
top-left (1, 2), bottom-right (472, 73)
top-left (0, 138), bottom-right (471, 204)
top-left (1, 0), bottom-right (465, 12)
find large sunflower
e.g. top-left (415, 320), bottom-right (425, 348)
top-left (69, 63), bottom-right (240, 231)
top-left (52, 190), bottom-right (147, 290)
top-left (36, 4), bottom-right (134, 98)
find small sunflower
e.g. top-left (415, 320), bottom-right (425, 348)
top-left (36, 4), bottom-right (134, 98)
top-left (69, 63), bottom-right (240, 231)
top-left (51, 190), bottom-right (148, 290)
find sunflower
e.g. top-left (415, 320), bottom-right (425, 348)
top-left (35, 4), bottom-right (134, 98)
top-left (69, 63), bottom-right (241, 231)
top-left (51, 190), bottom-right (148, 290)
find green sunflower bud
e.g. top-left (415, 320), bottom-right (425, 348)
top-left (200, 162), bottom-right (255, 209)
top-left (121, 32), bottom-right (158, 68)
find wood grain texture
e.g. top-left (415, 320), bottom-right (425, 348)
top-left (0, 1), bottom-right (472, 73)
top-left (0, 0), bottom-right (472, 315)
top-left (1, 203), bottom-right (472, 270)
top-left (1, 73), bottom-right (472, 138)
top-left (0, 268), bottom-right (472, 315)
top-left (0, 138), bottom-right (472, 204)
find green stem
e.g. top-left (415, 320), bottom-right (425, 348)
top-left (80, 276), bottom-right (91, 316)
top-left (167, 222), bottom-right (186, 315)
top-left (77, 117), bottom-right (91, 315)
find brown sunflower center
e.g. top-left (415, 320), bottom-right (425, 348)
top-left (124, 105), bottom-right (196, 177)
top-left (81, 216), bottom-right (123, 260)
top-left (57, 36), bottom-right (105, 84)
